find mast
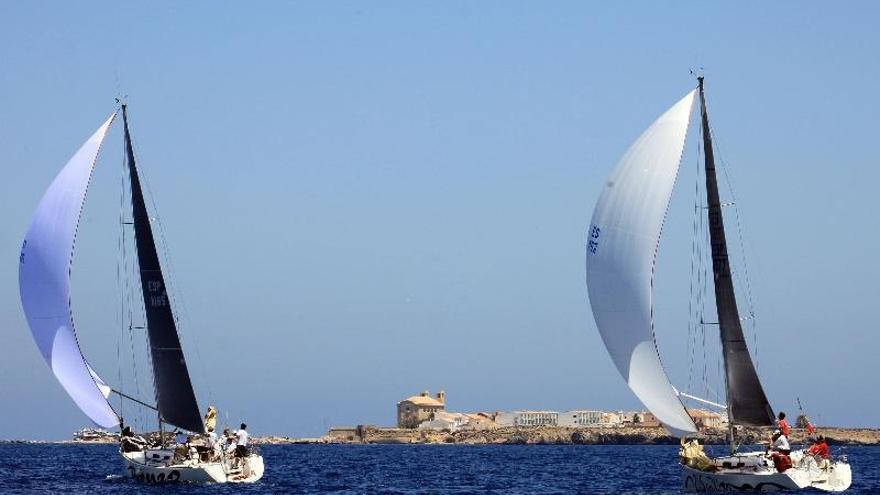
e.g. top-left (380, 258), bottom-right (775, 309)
top-left (697, 77), bottom-right (775, 453)
top-left (121, 105), bottom-right (205, 434)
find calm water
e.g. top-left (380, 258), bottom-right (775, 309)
top-left (1, 444), bottom-right (878, 494)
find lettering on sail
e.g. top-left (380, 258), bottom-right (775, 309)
top-left (588, 225), bottom-right (601, 254)
top-left (147, 279), bottom-right (168, 307)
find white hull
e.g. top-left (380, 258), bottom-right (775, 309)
top-left (790, 450), bottom-right (852, 492)
top-left (683, 450), bottom-right (851, 492)
top-left (121, 449), bottom-right (264, 483)
top-left (683, 463), bottom-right (810, 492)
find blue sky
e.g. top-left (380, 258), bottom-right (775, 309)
top-left (1, 2), bottom-right (878, 440)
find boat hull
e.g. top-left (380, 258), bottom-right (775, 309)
top-left (682, 464), bottom-right (810, 492)
top-left (789, 451), bottom-right (852, 492)
top-left (683, 450), bottom-right (852, 492)
top-left (121, 449), bottom-right (264, 483)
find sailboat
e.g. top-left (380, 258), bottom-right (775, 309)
top-left (19, 105), bottom-right (264, 483)
top-left (585, 77), bottom-right (852, 492)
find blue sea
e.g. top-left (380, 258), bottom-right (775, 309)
top-left (1, 444), bottom-right (877, 494)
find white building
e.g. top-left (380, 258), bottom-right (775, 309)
top-left (600, 411), bottom-right (623, 427)
top-left (495, 411), bottom-right (559, 427)
top-left (418, 411), bottom-right (469, 432)
top-left (558, 410), bottom-right (604, 427)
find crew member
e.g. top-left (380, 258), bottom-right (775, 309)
top-left (207, 426), bottom-right (218, 448)
top-left (808, 434), bottom-right (831, 469)
top-left (173, 429), bottom-right (191, 461)
top-left (777, 411), bottom-right (791, 438)
top-left (235, 423), bottom-right (250, 459)
top-left (768, 429), bottom-right (791, 455)
top-left (199, 426), bottom-right (220, 461)
top-left (222, 429), bottom-right (237, 457)
top-left (768, 429), bottom-right (792, 472)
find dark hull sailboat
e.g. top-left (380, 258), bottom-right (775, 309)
top-left (585, 78), bottom-right (851, 492)
top-left (19, 105), bottom-right (263, 483)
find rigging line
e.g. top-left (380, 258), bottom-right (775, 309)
top-left (695, 118), bottom-right (711, 401)
top-left (111, 388), bottom-right (158, 411)
top-left (122, 137), bottom-right (147, 429)
top-left (687, 115), bottom-right (705, 394)
top-left (142, 172), bottom-right (216, 409)
top-left (116, 126), bottom-right (127, 417)
top-left (125, 113), bottom-right (215, 410)
top-left (703, 187), bottom-right (712, 401)
top-left (698, 129), bottom-right (710, 398)
top-left (158, 216), bottom-right (216, 408)
top-left (705, 120), bottom-right (762, 371)
top-left (123, 124), bottom-right (160, 423)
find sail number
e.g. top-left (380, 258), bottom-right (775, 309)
top-left (588, 225), bottom-right (601, 254)
top-left (147, 280), bottom-right (168, 307)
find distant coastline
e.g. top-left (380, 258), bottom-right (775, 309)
top-left (316, 425), bottom-right (880, 446)
top-left (4, 426), bottom-right (879, 446)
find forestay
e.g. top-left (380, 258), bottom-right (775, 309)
top-left (19, 114), bottom-right (120, 428)
top-left (586, 91), bottom-right (698, 437)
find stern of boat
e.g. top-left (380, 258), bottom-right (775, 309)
top-left (228, 454), bottom-right (265, 483)
top-left (791, 450), bottom-right (852, 492)
top-left (121, 449), bottom-right (228, 483)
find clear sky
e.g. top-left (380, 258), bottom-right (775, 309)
top-left (1, 2), bottom-right (878, 440)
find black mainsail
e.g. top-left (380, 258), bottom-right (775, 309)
top-left (697, 78), bottom-right (775, 429)
top-left (122, 105), bottom-right (205, 433)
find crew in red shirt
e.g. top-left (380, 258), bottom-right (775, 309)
top-left (808, 435), bottom-right (830, 459)
top-left (777, 411), bottom-right (790, 438)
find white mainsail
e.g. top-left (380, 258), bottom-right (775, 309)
top-left (586, 91), bottom-right (698, 437)
top-left (19, 114), bottom-right (119, 428)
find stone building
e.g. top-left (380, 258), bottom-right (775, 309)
top-left (688, 409), bottom-right (724, 430)
top-left (397, 390), bottom-right (446, 428)
top-left (630, 411), bottom-right (660, 427)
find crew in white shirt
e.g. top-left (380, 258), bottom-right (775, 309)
top-left (235, 423), bottom-right (249, 459)
top-left (769, 429), bottom-right (791, 454)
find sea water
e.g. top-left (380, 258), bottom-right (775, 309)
top-left (0, 443), bottom-right (877, 494)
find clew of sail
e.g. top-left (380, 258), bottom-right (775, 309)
top-left (586, 91), bottom-right (698, 437)
top-left (19, 114), bottom-right (120, 428)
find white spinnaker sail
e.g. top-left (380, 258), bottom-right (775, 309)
top-left (586, 91), bottom-right (697, 437)
top-left (19, 114), bottom-right (119, 428)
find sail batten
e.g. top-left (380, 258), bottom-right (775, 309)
top-left (586, 91), bottom-right (699, 437)
top-left (19, 114), bottom-right (120, 428)
top-left (122, 106), bottom-right (204, 433)
top-left (697, 78), bottom-right (775, 428)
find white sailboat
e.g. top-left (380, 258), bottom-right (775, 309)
top-left (19, 105), bottom-right (264, 483)
top-left (585, 77), bottom-right (852, 492)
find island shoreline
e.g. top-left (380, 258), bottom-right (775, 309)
top-left (6, 426), bottom-right (878, 446)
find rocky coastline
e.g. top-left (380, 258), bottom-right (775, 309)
top-left (321, 426), bottom-right (880, 446)
top-left (5, 426), bottom-right (878, 446)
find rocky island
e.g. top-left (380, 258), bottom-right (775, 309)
top-left (321, 425), bottom-right (880, 446)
